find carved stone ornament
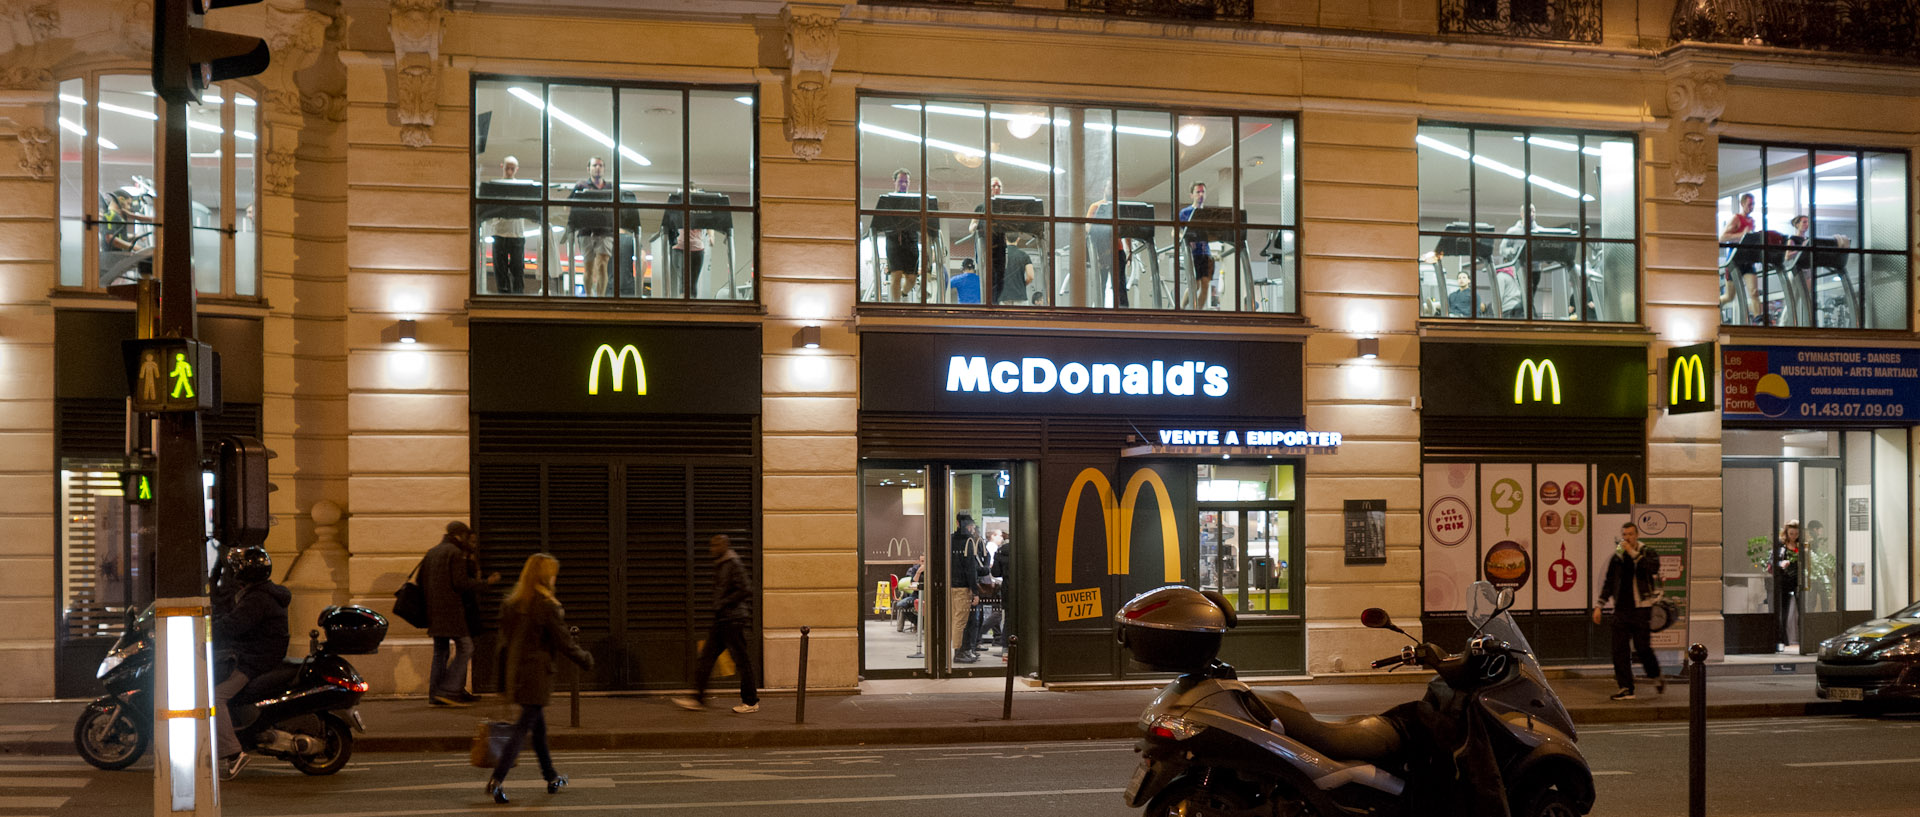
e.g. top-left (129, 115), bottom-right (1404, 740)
top-left (16, 126), bottom-right (52, 179)
top-left (0, 65), bottom-right (53, 91)
top-left (263, 147), bottom-right (297, 196)
top-left (781, 6), bottom-right (839, 162)
top-left (389, 0), bottom-right (445, 148)
top-left (1665, 68), bottom-right (1725, 204)
top-left (8, 2), bottom-right (60, 45)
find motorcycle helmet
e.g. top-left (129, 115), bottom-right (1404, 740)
top-left (225, 545), bottom-right (273, 584)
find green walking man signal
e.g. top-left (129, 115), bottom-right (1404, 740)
top-left (123, 338), bottom-right (218, 413)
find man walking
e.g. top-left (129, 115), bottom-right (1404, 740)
top-left (674, 534), bottom-right (761, 714)
top-left (1593, 521), bottom-right (1665, 701)
top-left (423, 521), bottom-right (498, 707)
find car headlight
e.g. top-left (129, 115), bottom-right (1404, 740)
top-left (1871, 640), bottom-right (1920, 659)
top-left (1146, 715), bottom-right (1207, 741)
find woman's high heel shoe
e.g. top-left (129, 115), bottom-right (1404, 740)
top-left (485, 778), bottom-right (508, 805)
top-left (547, 774), bottom-right (568, 794)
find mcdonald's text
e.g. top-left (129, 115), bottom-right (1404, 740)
top-left (947, 356), bottom-right (1228, 397)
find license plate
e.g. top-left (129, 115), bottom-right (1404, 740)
top-left (1825, 686), bottom-right (1864, 701)
top-left (1123, 760), bottom-right (1151, 803)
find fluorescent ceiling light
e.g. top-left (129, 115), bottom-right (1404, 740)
top-left (1417, 134), bottom-right (1595, 202)
top-left (890, 103), bottom-right (1174, 139)
top-left (60, 115), bottom-right (122, 150)
top-left (858, 121), bottom-right (1061, 175)
top-left (98, 100), bottom-right (159, 121)
top-left (60, 93), bottom-right (87, 106)
top-left (734, 96), bottom-right (753, 105)
top-left (1515, 135), bottom-right (1606, 157)
top-left (1813, 156), bottom-right (1857, 173)
top-left (509, 86), bottom-right (651, 167)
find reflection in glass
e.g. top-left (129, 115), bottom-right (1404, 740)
top-left (860, 467), bottom-right (931, 675)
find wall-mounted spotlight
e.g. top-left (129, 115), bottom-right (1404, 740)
top-left (794, 325), bottom-right (821, 349)
top-left (1357, 336), bottom-right (1379, 360)
top-left (396, 319), bottom-right (418, 344)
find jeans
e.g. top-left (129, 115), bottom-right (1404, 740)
top-left (214, 669), bottom-right (250, 758)
top-left (429, 635), bottom-right (473, 698)
top-left (491, 704), bottom-right (554, 783)
top-left (692, 619), bottom-right (759, 706)
top-left (1610, 606), bottom-right (1662, 690)
top-left (490, 236), bottom-right (525, 293)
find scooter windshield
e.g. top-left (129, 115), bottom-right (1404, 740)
top-left (1466, 581), bottom-right (1535, 662)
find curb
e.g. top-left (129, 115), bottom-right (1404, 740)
top-left (5, 700), bottom-right (1858, 758)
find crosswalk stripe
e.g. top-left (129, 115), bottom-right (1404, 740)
top-left (0, 778), bottom-right (90, 788)
top-left (0, 796), bottom-right (69, 808)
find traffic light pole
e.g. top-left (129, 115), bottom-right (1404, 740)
top-left (152, 61), bottom-right (220, 817)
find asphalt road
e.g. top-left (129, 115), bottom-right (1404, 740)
top-left (17, 713), bottom-right (1920, 816)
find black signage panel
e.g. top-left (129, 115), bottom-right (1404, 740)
top-left (860, 332), bottom-right (1302, 418)
top-left (1420, 342), bottom-right (1645, 418)
top-left (470, 321), bottom-right (760, 415)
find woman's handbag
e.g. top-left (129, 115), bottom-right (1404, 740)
top-left (392, 558), bottom-right (430, 629)
top-left (469, 714), bottom-right (515, 768)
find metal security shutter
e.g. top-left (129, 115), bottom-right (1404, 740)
top-left (623, 464), bottom-right (693, 687)
top-left (1421, 416), bottom-right (1643, 463)
top-left (547, 464), bottom-right (614, 636)
top-left (475, 414), bottom-right (754, 458)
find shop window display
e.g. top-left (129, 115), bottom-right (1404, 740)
top-left (1416, 124), bottom-right (1638, 323)
top-left (1717, 143), bottom-right (1909, 329)
top-left (857, 97), bottom-right (1298, 314)
top-left (1196, 464), bottom-right (1300, 615)
top-left (471, 79), bottom-right (756, 301)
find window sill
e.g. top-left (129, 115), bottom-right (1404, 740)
top-left (48, 288), bottom-right (271, 316)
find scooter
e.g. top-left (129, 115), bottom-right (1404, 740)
top-left (76, 604), bottom-right (387, 775)
top-left (1118, 580), bottom-right (1594, 817)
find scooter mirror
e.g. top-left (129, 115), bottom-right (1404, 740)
top-left (1496, 589), bottom-right (1516, 610)
top-left (1360, 608), bottom-right (1392, 629)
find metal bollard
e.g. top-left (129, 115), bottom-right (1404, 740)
top-left (1002, 635), bottom-right (1018, 720)
top-left (795, 625), bottom-right (811, 725)
top-left (1688, 643), bottom-right (1708, 817)
top-left (570, 625), bottom-right (582, 728)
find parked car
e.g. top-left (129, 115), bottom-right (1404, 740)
top-left (1815, 600), bottom-right (1920, 704)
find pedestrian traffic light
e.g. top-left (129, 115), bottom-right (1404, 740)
top-left (122, 338), bottom-right (218, 413)
top-left (121, 470), bottom-right (156, 505)
top-left (152, 0), bottom-right (271, 105)
top-left (214, 435), bottom-right (276, 548)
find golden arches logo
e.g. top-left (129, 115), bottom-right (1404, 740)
top-left (1054, 467), bottom-right (1181, 585)
top-left (1600, 472), bottom-right (1635, 507)
top-left (1671, 354), bottom-right (1706, 405)
top-left (1514, 359), bottom-right (1561, 405)
top-left (588, 344), bottom-right (647, 395)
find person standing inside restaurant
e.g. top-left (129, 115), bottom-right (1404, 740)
top-left (486, 553), bottom-right (593, 805)
top-left (674, 535), bottom-right (761, 714)
top-left (423, 521), bottom-right (499, 707)
top-left (948, 514), bottom-right (983, 665)
top-left (1593, 521), bottom-right (1665, 701)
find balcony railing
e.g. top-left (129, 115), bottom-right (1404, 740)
top-left (1064, 0), bottom-right (1251, 20)
top-left (1672, 0), bottom-right (1920, 60)
top-left (1439, 0), bottom-right (1602, 43)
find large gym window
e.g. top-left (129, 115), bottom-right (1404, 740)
top-left (1717, 143), bottom-right (1908, 329)
top-left (1417, 124), bottom-right (1638, 323)
top-left (58, 74), bottom-right (259, 297)
top-left (857, 97), bottom-right (1298, 314)
top-left (470, 78), bottom-right (758, 302)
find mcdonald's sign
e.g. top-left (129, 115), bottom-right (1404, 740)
top-left (1665, 342), bottom-right (1715, 415)
top-left (1598, 471), bottom-right (1636, 512)
top-left (588, 343), bottom-right (648, 396)
top-left (1055, 467), bottom-right (1182, 585)
top-left (1514, 359), bottom-right (1561, 405)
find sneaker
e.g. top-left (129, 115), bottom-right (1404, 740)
top-left (731, 702), bottom-right (760, 714)
top-left (1653, 675), bottom-right (1667, 695)
top-left (220, 752), bottom-right (249, 781)
top-left (953, 652), bottom-right (979, 664)
top-left (430, 694), bottom-right (471, 708)
top-left (486, 777), bottom-right (507, 805)
top-left (457, 691), bottom-right (483, 703)
top-left (671, 696), bottom-right (705, 711)
top-left (1609, 688), bottom-right (1636, 701)
top-left (546, 774), bottom-right (568, 794)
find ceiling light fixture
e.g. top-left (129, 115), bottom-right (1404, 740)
top-left (1176, 123), bottom-right (1206, 146)
top-left (508, 86), bottom-right (652, 166)
top-left (1417, 134), bottom-right (1595, 202)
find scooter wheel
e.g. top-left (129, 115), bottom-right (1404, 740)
top-left (74, 704), bottom-right (149, 771)
top-left (1145, 777), bottom-right (1280, 817)
top-left (288, 714), bottom-right (353, 775)
top-left (1518, 786), bottom-right (1581, 817)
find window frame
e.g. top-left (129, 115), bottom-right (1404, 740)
top-left (1416, 121), bottom-right (1642, 325)
top-left (1716, 139), bottom-right (1912, 331)
top-left (1193, 461), bottom-right (1305, 619)
top-left (854, 94), bottom-right (1302, 316)
top-left (467, 74), bottom-right (760, 304)
top-left (57, 71), bottom-right (261, 299)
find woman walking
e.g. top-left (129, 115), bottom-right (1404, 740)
top-left (486, 553), bottom-right (593, 804)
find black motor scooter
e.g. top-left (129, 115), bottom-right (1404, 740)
top-left (1118, 580), bottom-right (1594, 817)
top-left (76, 604), bottom-right (387, 775)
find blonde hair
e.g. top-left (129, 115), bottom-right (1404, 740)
top-left (505, 553), bottom-right (559, 613)
top-left (1780, 519), bottom-right (1801, 541)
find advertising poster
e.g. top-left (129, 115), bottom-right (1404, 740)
top-left (1422, 463), bottom-right (1478, 613)
top-left (1535, 465), bottom-right (1589, 610)
top-left (1480, 463), bottom-right (1534, 612)
top-left (1630, 504), bottom-right (1692, 649)
top-left (1723, 345), bottom-right (1920, 424)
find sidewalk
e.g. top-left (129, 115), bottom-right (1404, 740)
top-left (0, 662), bottom-right (1853, 756)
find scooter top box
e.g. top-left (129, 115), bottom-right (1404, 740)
top-left (1116, 586), bottom-right (1232, 673)
top-left (318, 605), bottom-right (388, 654)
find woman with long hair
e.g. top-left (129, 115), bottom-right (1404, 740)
top-left (1772, 520), bottom-right (1803, 652)
top-left (486, 553), bottom-right (593, 804)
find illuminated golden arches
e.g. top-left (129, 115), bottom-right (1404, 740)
top-left (1514, 358), bottom-right (1560, 405)
top-left (1055, 468), bottom-right (1114, 585)
top-left (1671, 354), bottom-right (1705, 405)
top-left (1053, 466), bottom-right (1183, 585)
top-left (589, 344), bottom-right (647, 395)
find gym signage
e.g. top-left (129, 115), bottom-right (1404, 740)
top-left (1420, 342), bottom-right (1645, 418)
top-left (1723, 345), bottom-right (1920, 425)
top-left (863, 331), bottom-right (1301, 417)
top-left (470, 321), bottom-right (760, 415)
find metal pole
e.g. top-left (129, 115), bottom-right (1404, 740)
top-left (1688, 643), bottom-right (1708, 817)
top-left (795, 626), bottom-right (810, 725)
top-left (1001, 635), bottom-right (1017, 720)
top-left (569, 626), bottom-right (581, 728)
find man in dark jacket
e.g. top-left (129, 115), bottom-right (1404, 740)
top-left (422, 521), bottom-right (499, 706)
top-left (211, 546), bottom-right (290, 780)
top-left (949, 514), bottom-right (984, 665)
top-left (1592, 521), bottom-right (1665, 701)
top-left (673, 534), bottom-right (761, 714)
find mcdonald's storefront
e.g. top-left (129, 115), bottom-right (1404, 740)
top-left (1719, 344), bottom-right (1916, 657)
top-left (857, 330), bottom-right (1316, 682)
top-left (1419, 341), bottom-right (1647, 665)
top-left (466, 320), bottom-right (762, 691)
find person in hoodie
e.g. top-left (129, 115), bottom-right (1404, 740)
top-left (211, 545), bottom-right (290, 780)
top-left (1592, 521), bottom-right (1666, 701)
top-left (672, 534), bottom-right (761, 714)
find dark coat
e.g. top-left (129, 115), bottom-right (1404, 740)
top-left (713, 551), bottom-right (752, 623)
top-left (498, 596), bottom-right (592, 706)
top-left (212, 581), bottom-right (291, 679)
top-left (1772, 539), bottom-right (1802, 593)
top-left (422, 538), bottom-right (484, 638)
top-left (1597, 545), bottom-right (1661, 610)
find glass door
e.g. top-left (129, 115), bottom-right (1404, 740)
top-left (1799, 464), bottom-right (1842, 654)
top-left (860, 463), bottom-right (1017, 678)
top-left (1198, 508), bottom-right (1296, 614)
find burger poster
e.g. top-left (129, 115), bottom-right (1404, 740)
top-left (1535, 464), bottom-right (1590, 610)
top-left (1479, 464), bottom-right (1534, 612)
top-left (1422, 463), bottom-right (1479, 613)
